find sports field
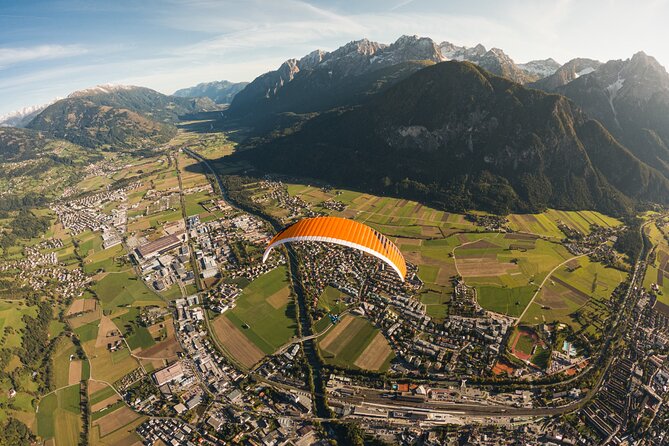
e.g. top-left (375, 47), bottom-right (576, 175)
top-left (522, 257), bottom-right (625, 335)
top-left (509, 326), bottom-right (550, 368)
top-left (213, 266), bottom-right (297, 364)
top-left (318, 315), bottom-right (394, 371)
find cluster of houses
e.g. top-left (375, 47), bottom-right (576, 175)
top-left (52, 187), bottom-right (134, 234)
top-left (204, 282), bottom-right (241, 314)
top-left (136, 418), bottom-right (199, 446)
top-left (188, 211), bottom-right (277, 282)
top-left (297, 241), bottom-right (515, 377)
top-left (255, 344), bottom-right (307, 389)
top-left (251, 179), bottom-right (315, 223)
top-left (0, 238), bottom-right (89, 300)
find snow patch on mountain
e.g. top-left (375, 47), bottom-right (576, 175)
top-left (68, 84), bottom-right (137, 98)
top-left (606, 75), bottom-right (625, 127)
top-left (0, 100), bottom-right (58, 128)
top-left (574, 67), bottom-right (596, 78)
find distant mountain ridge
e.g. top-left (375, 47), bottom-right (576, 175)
top-left (25, 85), bottom-right (213, 149)
top-left (533, 52), bottom-right (669, 180)
top-left (236, 61), bottom-right (669, 215)
top-left (173, 80), bottom-right (249, 104)
top-left (0, 101), bottom-right (56, 128)
top-left (227, 35), bottom-right (559, 123)
top-left (228, 35), bottom-right (445, 119)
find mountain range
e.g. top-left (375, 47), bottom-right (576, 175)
top-left (227, 35), bottom-right (565, 123)
top-left (25, 85), bottom-right (215, 150)
top-left (173, 80), bottom-right (249, 104)
top-left (237, 61), bottom-right (669, 215)
top-left (221, 35), bottom-right (669, 215)
top-left (0, 102), bottom-right (55, 128)
top-left (3, 34), bottom-right (669, 216)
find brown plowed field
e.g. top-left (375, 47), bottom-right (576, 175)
top-left (211, 316), bottom-right (265, 368)
top-left (354, 332), bottom-right (392, 371)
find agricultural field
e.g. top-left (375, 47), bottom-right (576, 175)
top-left (643, 222), bottom-right (669, 306)
top-left (82, 244), bottom-right (126, 275)
top-left (91, 402), bottom-right (143, 445)
top-left (75, 310), bottom-right (141, 384)
top-left (211, 266), bottom-right (297, 367)
top-left (52, 337), bottom-right (83, 389)
top-left (318, 315), bottom-right (394, 372)
top-left (92, 270), bottom-right (165, 312)
top-left (178, 151), bottom-right (211, 190)
top-left (507, 210), bottom-right (620, 239)
top-left (37, 385), bottom-right (81, 446)
top-left (112, 307), bottom-right (156, 351)
top-left (453, 233), bottom-right (572, 317)
top-left (522, 256), bottom-right (625, 336)
top-left (277, 182), bottom-right (621, 320)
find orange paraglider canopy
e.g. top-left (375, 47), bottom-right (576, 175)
top-left (262, 216), bottom-right (407, 281)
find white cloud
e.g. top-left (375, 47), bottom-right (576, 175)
top-left (0, 44), bottom-right (88, 69)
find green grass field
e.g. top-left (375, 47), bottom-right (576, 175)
top-left (83, 244), bottom-right (126, 274)
top-left (643, 222), bottom-right (669, 304)
top-left (75, 231), bottom-right (103, 257)
top-left (74, 321), bottom-right (99, 343)
top-left (93, 270), bottom-right (164, 311)
top-left (113, 307), bottom-right (156, 351)
top-left (317, 286), bottom-right (347, 314)
top-left (521, 256), bottom-right (625, 334)
top-left (37, 384), bottom-right (81, 445)
top-left (184, 190), bottom-right (213, 217)
top-left (52, 337), bottom-right (77, 389)
top-left (477, 285), bottom-right (537, 317)
top-left (420, 291), bottom-right (450, 320)
top-left (223, 267), bottom-right (297, 354)
top-left (318, 315), bottom-right (389, 370)
top-left (0, 301), bottom-right (38, 349)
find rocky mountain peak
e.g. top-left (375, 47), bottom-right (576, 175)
top-left (298, 49), bottom-right (327, 70)
top-left (530, 58), bottom-right (602, 91)
top-left (518, 58), bottom-right (561, 78)
top-left (67, 84), bottom-right (138, 99)
top-left (375, 35), bottom-right (444, 65)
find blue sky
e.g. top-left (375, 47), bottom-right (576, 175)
top-left (1, 0), bottom-right (668, 115)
